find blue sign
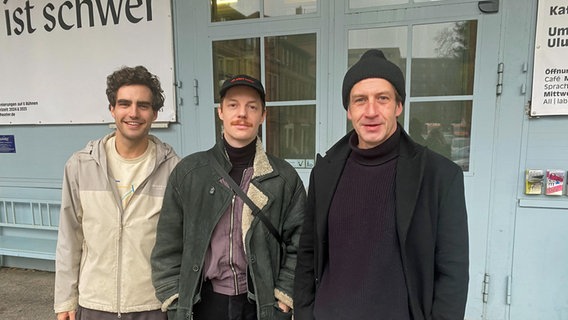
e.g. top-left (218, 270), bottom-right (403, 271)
top-left (0, 135), bottom-right (16, 153)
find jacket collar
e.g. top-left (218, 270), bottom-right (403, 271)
top-left (85, 132), bottom-right (175, 166)
top-left (251, 138), bottom-right (273, 179)
top-left (215, 137), bottom-right (275, 180)
top-left (395, 128), bottom-right (426, 244)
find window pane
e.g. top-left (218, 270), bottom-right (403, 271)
top-left (266, 105), bottom-right (316, 168)
top-left (264, 0), bottom-right (317, 17)
top-left (212, 38), bottom-right (261, 103)
top-left (411, 21), bottom-right (477, 96)
top-left (350, 0), bottom-right (459, 7)
top-left (213, 38), bottom-right (261, 142)
top-left (349, 0), bottom-right (408, 9)
top-left (348, 27), bottom-right (408, 72)
top-left (212, 0), bottom-right (260, 22)
top-left (409, 100), bottom-right (472, 171)
top-left (265, 33), bottom-right (317, 101)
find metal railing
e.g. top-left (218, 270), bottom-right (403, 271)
top-left (0, 198), bottom-right (60, 230)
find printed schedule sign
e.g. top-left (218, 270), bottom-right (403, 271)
top-left (0, 0), bottom-right (176, 125)
top-left (531, 0), bottom-right (568, 116)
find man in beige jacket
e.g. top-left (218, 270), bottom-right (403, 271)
top-left (54, 66), bottom-right (179, 320)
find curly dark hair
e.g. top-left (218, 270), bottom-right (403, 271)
top-left (106, 66), bottom-right (165, 112)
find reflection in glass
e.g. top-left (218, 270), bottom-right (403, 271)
top-left (409, 101), bottom-right (472, 171)
top-left (211, 0), bottom-right (260, 22)
top-left (350, 0), bottom-right (453, 7)
top-left (265, 0), bottom-right (317, 17)
top-left (348, 27), bottom-right (407, 72)
top-left (265, 33), bottom-right (317, 101)
top-left (212, 0), bottom-right (317, 21)
top-left (411, 21), bottom-right (477, 97)
top-left (266, 105), bottom-right (315, 161)
top-left (212, 38), bottom-right (261, 103)
top-left (349, 0), bottom-right (407, 9)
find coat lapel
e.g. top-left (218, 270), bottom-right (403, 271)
top-left (395, 132), bottom-right (426, 246)
top-left (315, 153), bottom-right (348, 227)
top-left (313, 134), bottom-right (351, 277)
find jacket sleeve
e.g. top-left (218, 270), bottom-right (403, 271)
top-left (293, 169), bottom-right (317, 320)
top-left (54, 157), bottom-right (83, 313)
top-left (151, 168), bottom-right (184, 311)
top-left (274, 175), bottom-right (307, 309)
top-left (432, 168), bottom-right (469, 320)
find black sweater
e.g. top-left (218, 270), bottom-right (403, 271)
top-left (313, 128), bottom-right (410, 320)
top-left (224, 138), bottom-right (256, 185)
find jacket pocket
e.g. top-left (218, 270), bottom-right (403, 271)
top-left (274, 305), bottom-right (293, 320)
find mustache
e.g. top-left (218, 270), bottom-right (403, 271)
top-left (230, 120), bottom-right (253, 127)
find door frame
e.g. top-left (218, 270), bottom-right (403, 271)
top-left (186, 1), bottom-right (502, 318)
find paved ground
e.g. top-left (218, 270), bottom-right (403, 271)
top-left (0, 267), bottom-right (55, 319)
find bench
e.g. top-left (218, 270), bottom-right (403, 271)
top-left (0, 198), bottom-right (59, 261)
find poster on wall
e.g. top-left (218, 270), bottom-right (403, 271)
top-left (0, 0), bottom-right (176, 125)
top-left (531, 0), bottom-right (568, 116)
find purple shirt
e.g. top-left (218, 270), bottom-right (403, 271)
top-left (203, 168), bottom-right (254, 296)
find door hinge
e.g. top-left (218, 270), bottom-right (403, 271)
top-left (521, 62), bottom-right (528, 94)
top-left (482, 273), bottom-right (490, 303)
top-left (496, 63), bottom-right (504, 96)
top-left (175, 81), bottom-right (183, 106)
top-left (506, 275), bottom-right (512, 305)
top-left (193, 79), bottom-right (199, 105)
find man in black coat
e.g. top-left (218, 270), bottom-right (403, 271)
top-left (293, 49), bottom-right (469, 320)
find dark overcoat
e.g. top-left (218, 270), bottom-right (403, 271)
top-left (294, 127), bottom-right (469, 320)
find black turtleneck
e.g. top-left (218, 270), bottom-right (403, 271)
top-left (314, 126), bottom-right (410, 320)
top-left (224, 138), bottom-right (256, 185)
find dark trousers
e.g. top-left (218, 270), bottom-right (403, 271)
top-left (76, 306), bottom-right (167, 320)
top-left (192, 281), bottom-right (257, 320)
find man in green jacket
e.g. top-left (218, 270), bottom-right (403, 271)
top-left (151, 74), bottom-right (306, 320)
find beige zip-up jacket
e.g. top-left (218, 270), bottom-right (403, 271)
top-left (54, 132), bottom-right (179, 314)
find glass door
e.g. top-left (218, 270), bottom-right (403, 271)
top-left (189, 1), bottom-right (500, 317)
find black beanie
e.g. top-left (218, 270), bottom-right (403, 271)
top-left (342, 49), bottom-right (406, 110)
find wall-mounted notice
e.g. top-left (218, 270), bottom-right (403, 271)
top-left (0, 0), bottom-right (176, 125)
top-left (0, 135), bottom-right (16, 153)
top-left (531, 0), bottom-right (568, 116)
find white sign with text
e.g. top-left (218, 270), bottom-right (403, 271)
top-left (0, 0), bottom-right (176, 124)
top-left (531, 0), bottom-right (568, 116)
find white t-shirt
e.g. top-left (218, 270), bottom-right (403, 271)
top-left (105, 136), bottom-right (156, 209)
